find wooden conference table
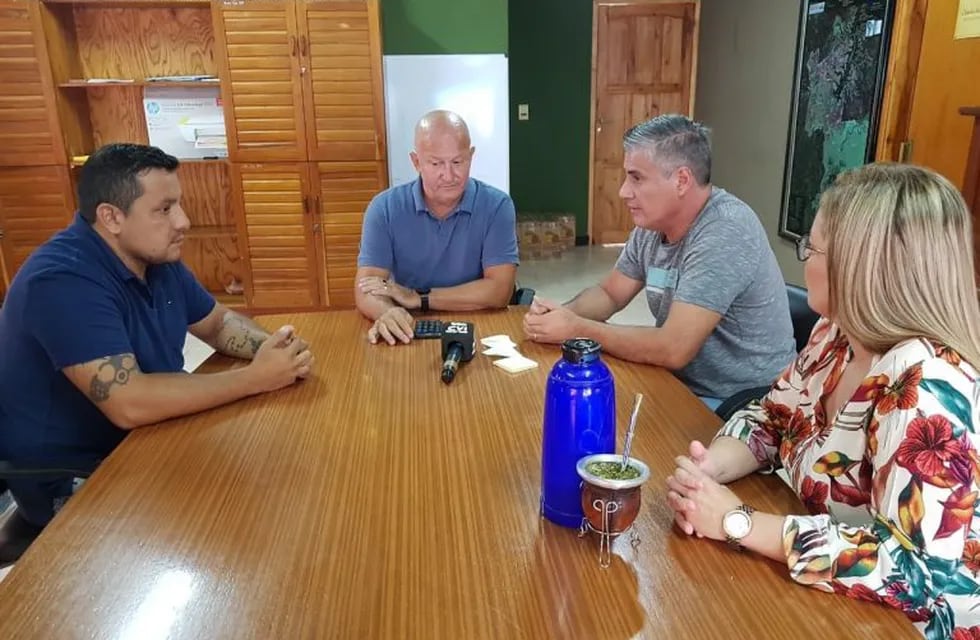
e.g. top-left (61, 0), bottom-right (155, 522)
top-left (0, 309), bottom-right (915, 639)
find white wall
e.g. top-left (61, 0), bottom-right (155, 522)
top-left (694, 0), bottom-right (805, 286)
top-left (383, 54), bottom-right (510, 193)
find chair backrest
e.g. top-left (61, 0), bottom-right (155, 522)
top-left (786, 283), bottom-right (820, 353)
top-left (511, 286), bottom-right (535, 306)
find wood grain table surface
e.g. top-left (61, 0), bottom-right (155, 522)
top-left (0, 309), bottom-right (915, 639)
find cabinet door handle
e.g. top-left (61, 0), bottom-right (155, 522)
top-left (300, 35), bottom-right (308, 57)
top-left (303, 196), bottom-right (310, 214)
top-left (290, 35), bottom-right (298, 57)
top-left (312, 222), bottom-right (321, 234)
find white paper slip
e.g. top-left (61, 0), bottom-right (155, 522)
top-left (182, 332), bottom-right (215, 373)
top-left (481, 334), bottom-right (517, 348)
top-left (493, 355), bottom-right (539, 374)
top-left (482, 344), bottom-right (521, 358)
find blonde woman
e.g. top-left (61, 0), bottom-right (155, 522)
top-left (665, 163), bottom-right (980, 637)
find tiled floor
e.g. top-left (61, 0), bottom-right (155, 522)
top-left (517, 245), bottom-right (654, 326)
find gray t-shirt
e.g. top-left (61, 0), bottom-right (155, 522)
top-left (615, 187), bottom-right (795, 398)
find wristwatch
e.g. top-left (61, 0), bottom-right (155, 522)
top-left (722, 504), bottom-right (755, 551)
top-left (416, 288), bottom-right (430, 312)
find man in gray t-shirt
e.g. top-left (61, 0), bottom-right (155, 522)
top-left (525, 115), bottom-right (795, 404)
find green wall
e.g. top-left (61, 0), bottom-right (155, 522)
top-left (381, 0), bottom-right (508, 54)
top-left (380, 0), bottom-right (594, 240)
top-left (509, 0), bottom-right (592, 238)
top-left (508, 0), bottom-right (593, 241)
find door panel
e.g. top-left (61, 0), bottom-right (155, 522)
top-left (0, 2), bottom-right (65, 166)
top-left (213, 1), bottom-right (308, 162)
top-left (232, 162), bottom-right (320, 309)
top-left (298, 0), bottom-right (386, 162)
top-left (0, 166), bottom-right (74, 278)
top-left (905, 1), bottom-right (980, 189)
top-left (312, 160), bottom-right (385, 307)
top-left (589, 1), bottom-right (699, 244)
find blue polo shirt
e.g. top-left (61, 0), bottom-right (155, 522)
top-left (0, 214), bottom-right (215, 466)
top-left (356, 177), bottom-right (518, 290)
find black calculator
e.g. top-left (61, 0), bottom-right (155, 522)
top-left (414, 319), bottom-right (444, 339)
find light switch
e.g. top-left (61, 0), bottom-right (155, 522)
top-left (518, 104), bottom-right (529, 121)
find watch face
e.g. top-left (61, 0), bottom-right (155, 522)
top-left (724, 510), bottom-right (752, 539)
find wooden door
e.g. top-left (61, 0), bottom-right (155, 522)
top-left (0, 1), bottom-right (66, 166)
top-left (0, 166), bottom-right (74, 279)
top-left (588, 0), bottom-right (699, 244)
top-left (296, 0), bottom-right (387, 163)
top-left (311, 160), bottom-right (386, 307)
top-left (213, 0), bottom-right (309, 162)
top-left (231, 163), bottom-right (321, 309)
top-left (892, 0), bottom-right (980, 187)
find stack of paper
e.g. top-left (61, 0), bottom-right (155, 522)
top-left (144, 86), bottom-right (228, 159)
top-left (480, 335), bottom-right (538, 374)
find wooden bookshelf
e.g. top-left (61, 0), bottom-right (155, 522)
top-left (0, 0), bottom-right (388, 311)
top-left (42, 0), bottom-right (210, 7)
top-left (59, 80), bottom-right (220, 88)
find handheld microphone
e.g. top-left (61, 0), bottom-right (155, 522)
top-left (440, 321), bottom-right (475, 384)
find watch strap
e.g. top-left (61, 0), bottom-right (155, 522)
top-left (724, 504), bottom-right (755, 551)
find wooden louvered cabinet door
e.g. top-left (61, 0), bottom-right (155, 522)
top-left (213, 1), bottom-right (308, 162)
top-left (0, 166), bottom-right (74, 280)
top-left (311, 161), bottom-right (385, 307)
top-left (0, 1), bottom-right (65, 167)
top-left (231, 163), bottom-right (321, 309)
top-left (297, 0), bottom-right (386, 163)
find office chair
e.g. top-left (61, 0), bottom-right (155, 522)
top-left (713, 284), bottom-right (820, 422)
top-left (510, 286), bottom-right (535, 306)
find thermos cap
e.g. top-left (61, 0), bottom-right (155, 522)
top-left (561, 338), bottom-right (601, 364)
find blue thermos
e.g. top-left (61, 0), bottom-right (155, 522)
top-left (540, 338), bottom-right (616, 528)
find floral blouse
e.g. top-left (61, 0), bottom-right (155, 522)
top-left (718, 318), bottom-right (980, 639)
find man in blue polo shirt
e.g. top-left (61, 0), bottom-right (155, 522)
top-left (355, 110), bottom-right (519, 345)
top-left (0, 143), bottom-right (314, 564)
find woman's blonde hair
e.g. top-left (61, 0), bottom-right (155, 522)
top-left (820, 162), bottom-right (980, 367)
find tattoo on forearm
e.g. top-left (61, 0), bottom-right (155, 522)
top-left (223, 332), bottom-right (264, 357)
top-left (89, 354), bottom-right (138, 403)
top-left (221, 313), bottom-right (266, 357)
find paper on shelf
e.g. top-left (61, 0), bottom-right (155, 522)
top-left (144, 86), bottom-right (227, 159)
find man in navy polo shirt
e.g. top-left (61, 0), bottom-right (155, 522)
top-left (0, 143), bottom-right (314, 564)
top-left (355, 110), bottom-right (519, 345)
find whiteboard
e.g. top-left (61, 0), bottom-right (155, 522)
top-left (383, 54), bottom-right (509, 193)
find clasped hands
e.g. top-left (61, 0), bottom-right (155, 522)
top-left (665, 440), bottom-right (743, 541)
top-left (522, 297), bottom-right (584, 344)
top-left (249, 324), bottom-right (314, 392)
top-left (358, 276), bottom-right (418, 346)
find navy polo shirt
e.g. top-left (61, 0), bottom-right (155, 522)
top-left (356, 177), bottom-right (519, 290)
top-left (0, 214), bottom-right (215, 465)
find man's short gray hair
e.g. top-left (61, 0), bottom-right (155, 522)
top-left (622, 114), bottom-right (712, 185)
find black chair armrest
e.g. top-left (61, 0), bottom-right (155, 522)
top-left (0, 460), bottom-right (95, 480)
top-left (714, 385), bottom-right (770, 422)
top-left (511, 286), bottom-right (535, 306)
